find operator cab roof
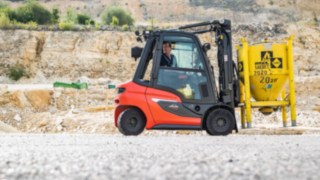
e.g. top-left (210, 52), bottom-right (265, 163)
top-left (142, 30), bottom-right (197, 42)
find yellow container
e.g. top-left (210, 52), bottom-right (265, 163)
top-left (238, 43), bottom-right (288, 101)
top-left (237, 36), bottom-right (296, 128)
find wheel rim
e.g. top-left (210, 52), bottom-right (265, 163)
top-left (127, 117), bottom-right (138, 128)
top-left (214, 117), bottom-right (230, 132)
top-left (216, 118), bottom-right (226, 127)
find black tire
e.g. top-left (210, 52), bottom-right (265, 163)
top-left (205, 108), bottom-right (235, 136)
top-left (117, 108), bottom-right (146, 136)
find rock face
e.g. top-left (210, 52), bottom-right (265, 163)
top-left (0, 30), bottom-right (137, 83)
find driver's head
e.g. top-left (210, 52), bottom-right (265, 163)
top-left (163, 41), bottom-right (172, 55)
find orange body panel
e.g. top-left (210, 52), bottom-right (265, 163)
top-left (114, 81), bottom-right (201, 129)
top-left (114, 81), bottom-right (155, 128)
top-left (146, 88), bottom-right (201, 127)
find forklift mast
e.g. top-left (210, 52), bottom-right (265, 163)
top-left (179, 19), bottom-right (240, 108)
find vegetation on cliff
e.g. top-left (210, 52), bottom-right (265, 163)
top-left (0, 0), bottom-right (135, 30)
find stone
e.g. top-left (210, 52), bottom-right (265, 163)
top-left (56, 125), bottom-right (63, 131)
top-left (14, 114), bottom-right (21, 122)
top-left (55, 117), bottom-right (63, 126)
top-left (24, 90), bottom-right (52, 111)
top-left (37, 119), bottom-right (49, 128)
top-left (0, 84), bottom-right (8, 92)
top-left (0, 95), bottom-right (10, 106)
top-left (10, 91), bottom-right (32, 108)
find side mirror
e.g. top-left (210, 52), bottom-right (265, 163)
top-left (131, 46), bottom-right (143, 61)
top-left (202, 43), bottom-right (211, 53)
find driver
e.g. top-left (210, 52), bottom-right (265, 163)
top-left (160, 41), bottom-right (177, 67)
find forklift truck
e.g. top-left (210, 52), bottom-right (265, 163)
top-left (114, 19), bottom-right (240, 135)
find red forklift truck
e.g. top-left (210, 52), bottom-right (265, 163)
top-left (114, 20), bottom-right (240, 135)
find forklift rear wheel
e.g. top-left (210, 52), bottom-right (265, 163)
top-left (117, 108), bottom-right (146, 135)
top-left (205, 109), bottom-right (235, 136)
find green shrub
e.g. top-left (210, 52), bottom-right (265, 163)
top-left (122, 24), bottom-right (128, 31)
top-left (89, 20), bottom-right (95, 25)
top-left (95, 22), bottom-right (101, 30)
top-left (14, 0), bottom-right (52, 24)
top-left (48, 25), bottom-right (55, 30)
top-left (77, 13), bottom-right (91, 25)
top-left (8, 66), bottom-right (26, 81)
top-left (0, 5), bottom-right (16, 21)
top-left (10, 20), bottom-right (37, 30)
top-left (0, 12), bottom-right (11, 29)
top-left (59, 21), bottom-right (75, 30)
top-left (110, 16), bottom-right (119, 26)
top-left (26, 21), bottom-right (37, 29)
top-left (101, 6), bottom-right (134, 26)
top-left (12, 20), bottom-right (27, 29)
top-left (66, 8), bottom-right (77, 23)
top-left (51, 8), bottom-right (60, 24)
top-left (84, 19), bottom-right (95, 29)
top-left (5, 10), bottom-right (17, 22)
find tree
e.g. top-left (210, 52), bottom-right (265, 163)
top-left (101, 6), bottom-right (134, 26)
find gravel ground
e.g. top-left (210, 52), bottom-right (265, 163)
top-left (0, 134), bottom-right (320, 180)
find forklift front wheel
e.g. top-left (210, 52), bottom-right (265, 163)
top-left (205, 108), bottom-right (235, 136)
top-left (117, 108), bottom-right (146, 136)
